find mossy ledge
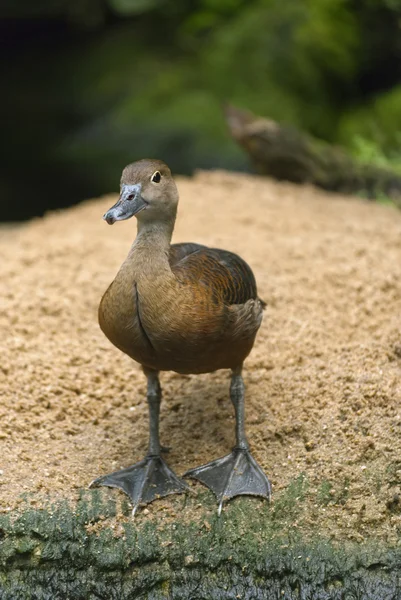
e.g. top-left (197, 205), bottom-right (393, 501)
top-left (1, 477), bottom-right (401, 599)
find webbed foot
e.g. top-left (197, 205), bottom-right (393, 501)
top-left (184, 448), bottom-right (271, 515)
top-left (90, 455), bottom-right (189, 515)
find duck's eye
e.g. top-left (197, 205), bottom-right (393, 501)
top-left (151, 171), bottom-right (161, 183)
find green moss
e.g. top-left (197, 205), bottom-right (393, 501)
top-left (272, 473), bottom-right (308, 521)
top-left (1, 478), bottom-right (401, 598)
top-left (317, 478), bottom-right (350, 507)
top-left (317, 480), bottom-right (334, 506)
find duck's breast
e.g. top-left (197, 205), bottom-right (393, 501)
top-left (98, 274), bottom-right (156, 368)
top-left (99, 244), bottom-right (264, 374)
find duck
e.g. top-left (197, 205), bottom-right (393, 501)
top-left (90, 159), bottom-right (271, 515)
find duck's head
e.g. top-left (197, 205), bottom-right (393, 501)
top-left (103, 159), bottom-right (178, 225)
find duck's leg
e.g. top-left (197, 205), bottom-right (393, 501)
top-left (185, 365), bottom-right (271, 515)
top-left (90, 368), bottom-right (188, 515)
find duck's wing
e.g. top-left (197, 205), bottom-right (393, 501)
top-left (169, 242), bottom-right (208, 266)
top-left (170, 244), bottom-right (263, 307)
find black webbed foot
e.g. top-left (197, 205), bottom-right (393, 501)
top-left (184, 448), bottom-right (271, 515)
top-left (90, 455), bottom-right (189, 516)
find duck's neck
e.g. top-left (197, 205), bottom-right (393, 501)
top-left (127, 216), bottom-right (176, 279)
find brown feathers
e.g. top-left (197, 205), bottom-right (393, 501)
top-left (99, 160), bottom-right (264, 374)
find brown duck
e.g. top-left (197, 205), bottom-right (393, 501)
top-left (90, 159), bottom-right (271, 515)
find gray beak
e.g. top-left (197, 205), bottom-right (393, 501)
top-left (103, 184), bottom-right (147, 225)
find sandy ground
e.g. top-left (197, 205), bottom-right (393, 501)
top-left (1, 170), bottom-right (401, 541)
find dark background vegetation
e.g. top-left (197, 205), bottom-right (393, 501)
top-left (2, 0), bottom-right (401, 220)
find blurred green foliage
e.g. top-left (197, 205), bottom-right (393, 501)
top-left (1, 0), bottom-right (401, 218)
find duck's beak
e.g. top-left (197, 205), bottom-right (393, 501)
top-left (103, 184), bottom-right (147, 225)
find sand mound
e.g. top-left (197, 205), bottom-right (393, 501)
top-left (1, 170), bottom-right (401, 540)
